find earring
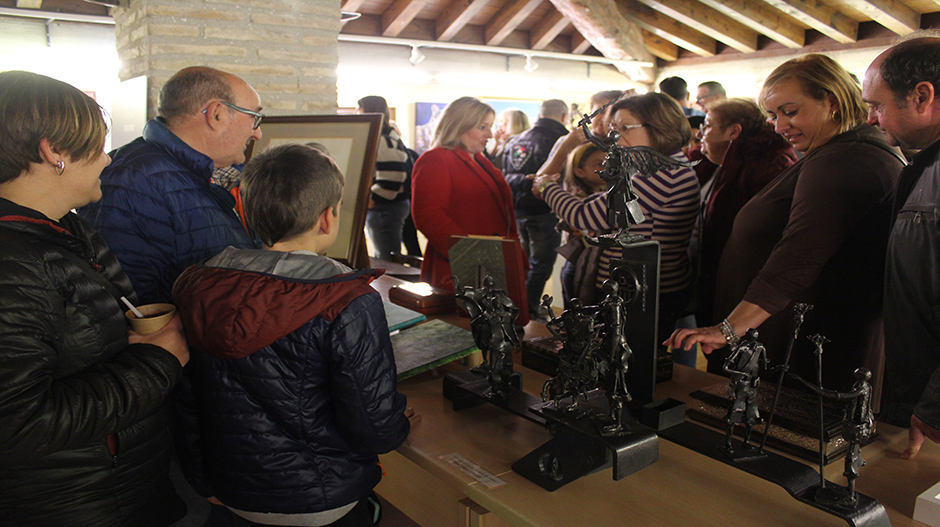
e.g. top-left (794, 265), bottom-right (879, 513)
top-left (55, 160), bottom-right (65, 175)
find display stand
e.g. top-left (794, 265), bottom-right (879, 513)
top-left (443, 371), bottom-right (659, 491)
top-left (660, 415), bottom-right (890, 526)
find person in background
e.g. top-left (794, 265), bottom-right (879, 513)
top-left (502, 99), bottom-right (569, 321)
top-left (556, 142), bottom-right (608, 308)
top-left (488, 108), bottom-right (530, 170)
top-left (411, 96), bottom-right (529, 322)
top-left (357, 95), bottom-right (414, 261)
top-left (78, 66), bottom-right (261, 305)
top-left (667, 54), bottom-right (904, 399)
top-left (532, 92), bottom-right (699, 355)
top-left (862, 35), bottom-right (940, 458)
top-left (0, 70), bottom-right (189, 526)
top-left (539, 90), bottom-right (624, 177)
top-left (660, 76), bottom-right (705, 117)
top-left (173, 144), bottom-right (412, 526)
top-left (695, 98), bottom-right (797, 327)
top-left (695, 81), bottom-right (727, 113)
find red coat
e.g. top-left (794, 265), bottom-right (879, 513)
top-left (412, 146), bottom-right (528, 321)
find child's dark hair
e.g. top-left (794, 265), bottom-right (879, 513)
top-left (240, 144), bottom-right (344, 247)
top-left (563, 142), bottom-right (605, 197)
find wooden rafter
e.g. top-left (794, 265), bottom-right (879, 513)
top-left (642, 28), bottom-right (679, 60)
top-left (550, 0), bottom-right (654, 62)
top-left (569, 32), bottom-right (593, 54)
top-left (381, 0), bottom-right (428, 37)
top-left (531, 10), bottom-right (570, 49)
top-left (840, 0), bottom-right (920, 35)
top-left (616, 0), bottom-right (717, 57)
top-left (760, 0), bottom-right (858, 43)
top-left (341, 0), bottom-right (366, 14)
top-left (698, 0), bottom-right (804, 49)
top-left (485, 0), bottom-right (543, 46)
top-left (436, 0), bottom-right (493, 41)
top-left (636, 0), bottom-right (760, 53)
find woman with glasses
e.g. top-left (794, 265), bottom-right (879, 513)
top-left (667, 55), bottom-right (904, 396)
top-left (533, 92), bottom-right (699, 353)
top-left (694, 98), bottom-right (797, 327)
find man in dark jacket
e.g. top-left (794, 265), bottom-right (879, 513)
top-left (502, 99), bottom-right (568, 319)
top-left (863, 36), bottom-right (940, 459)
top-left (173, 144), bottom-right (411, 526)
top-left (79, 66), bottom-right (261, 305)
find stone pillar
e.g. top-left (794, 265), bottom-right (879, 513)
top-left (113, 0), bottom-right (339, 117)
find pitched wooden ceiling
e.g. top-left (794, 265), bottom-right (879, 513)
top-left (340, 0), bottom-right (940, 67)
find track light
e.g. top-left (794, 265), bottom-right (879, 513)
top-left (523, 54), bottom-right (538, 73)
top-left (410, 45), bottom-right (426, 66)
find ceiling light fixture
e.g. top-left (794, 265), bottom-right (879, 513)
top-left (523, 55), bottom-right (538, 73)
top-left (409, 45), bottom-right (426, 66)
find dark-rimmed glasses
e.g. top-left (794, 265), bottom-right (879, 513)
top-left (204, 101), bottom-right (264, 129)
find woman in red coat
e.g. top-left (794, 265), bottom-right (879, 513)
top-left (412, 96), bottom-right (528, 322)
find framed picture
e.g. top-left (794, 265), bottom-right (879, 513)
top-left (246, 114), bottom-right (383, 269)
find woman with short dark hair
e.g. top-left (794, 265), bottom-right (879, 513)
top-left (0, 70), bottom-right (189, 526)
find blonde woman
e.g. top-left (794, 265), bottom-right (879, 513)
top-left (488, 108), bottom-right (530, 169)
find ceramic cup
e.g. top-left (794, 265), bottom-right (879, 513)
top-left (125, 303), bottom-right (177, 334)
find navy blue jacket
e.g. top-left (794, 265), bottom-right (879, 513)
top-left (78, 118), bottom-right (259, 305)
top-left (172, 248), bottom-right (409, 515)
top-left (501, 118), bottom-right (569, 215)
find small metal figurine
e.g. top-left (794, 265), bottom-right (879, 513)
top-left (541, 296), bottom-right (601, 412)
top-left (722, 328), bottom-right (768, 457)
top-left (796, 368), bottom-right (874, 508)
top-left (454, 275), bottom-right (519, 398)
top-left (760, 303), bottom-right (813, 452)
top-left (597, 280), bottom-right (633, 435)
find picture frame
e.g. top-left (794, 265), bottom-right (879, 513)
top-left (246, 114), bottom-right (383, 270)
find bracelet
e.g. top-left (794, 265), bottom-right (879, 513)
top-left (536, 177), bottom-right (553, 195)
top-left (720, 318), bottom-right (740, 348)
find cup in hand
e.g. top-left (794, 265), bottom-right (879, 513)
top-left (125, 303), bottom-right (177, 334)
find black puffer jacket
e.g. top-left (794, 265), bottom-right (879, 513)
top-left (501, 117), bottom-right (569, 215)
top-left (0, 198), bottom-right (185, 527)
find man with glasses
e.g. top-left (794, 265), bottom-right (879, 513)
top-left (79, 66), bottom-right (262, 306)
top-left (694, 81), bottom-right (726, 113)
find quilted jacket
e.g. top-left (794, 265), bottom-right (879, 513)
top-left (172, 247), bottom-right (409, 515)
top-left (78, 118), bottom-right (259, 305)
top-left (0, 198), bottom-right (185, 527)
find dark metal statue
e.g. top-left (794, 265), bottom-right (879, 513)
top-left (795, 368), bottom-right (874, 508)
top-left (541, 295), bottom-right (601, 411)
top-left (597, 280), bottom-right (633, 435)
top-left (722, 328), bottom-right (768, 456)
top-left (454, 275), bottom-right (519, 398)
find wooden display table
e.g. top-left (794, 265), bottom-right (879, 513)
top-left (371, 275), bottom-right (940, 527)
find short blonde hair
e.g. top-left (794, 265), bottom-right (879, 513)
top-left (0, 71), bottom-right (108, 184)
top-left (758, 54), bottom-right (867, 133)
top-left (433, 97), bottom-right (495, 150)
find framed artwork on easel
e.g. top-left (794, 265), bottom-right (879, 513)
top-left (246, 114), bottom-right (383, 270)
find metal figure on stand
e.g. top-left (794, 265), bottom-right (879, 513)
top-left (722, 328), bottom-right (768, 457)
top-left (793, 367), bottom-right (874, 508)
top-left (760, 303), bottom-right (813, 452)
top-left (454, 275), bottom-right (519, 398)
top-left (541, 295), bottom-right (601, 412)
top-left (597, 280), bottom-right (633, 435)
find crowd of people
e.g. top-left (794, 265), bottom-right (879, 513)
top-left (3, 33), bottom-right (940, 526)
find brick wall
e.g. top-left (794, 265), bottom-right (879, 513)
top-left (113, 0), bottom-right (339, 118)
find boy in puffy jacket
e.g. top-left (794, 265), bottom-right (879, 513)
top-left (172, 143), bottom-right (412, 527)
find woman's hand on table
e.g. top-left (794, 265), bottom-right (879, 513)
top-left (902, 414), bottom-right (940, 460)
top-left (664, 325), bottom-right (726, 355)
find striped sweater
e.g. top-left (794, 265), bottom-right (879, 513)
top-left (543, 151), bottom-right (699, 294)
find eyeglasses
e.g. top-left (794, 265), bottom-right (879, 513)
top-left (695, 94), bottom-right (715, 102)
top-left (203, 101), bottom-right (265, 129)
top-left (610, 123), bottom-right (645, 134)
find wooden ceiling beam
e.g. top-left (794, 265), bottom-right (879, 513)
top-left (698, 0), bottom-right (804, 49)
top-left (381, 0), bottom-right (428, 37)
top-left (341, 0), bottom-right (366, 14)
top-left (642, 28), bottom-right (679, 60)
top-left (436, 0), bottom-right (493, 41)
top-left (485, 0), bottom-right (544, 46)
top-left (636, 0), bottom-right (759, 53)
top-left (760, 0), bottom-right (858, 43)
top-left (615, 0), bottom-right (717, 57)
top-left (569, 32), bottom-right (594, 54)
top-left (531, 10), bottom-right (571, 49)
top-left (840, 0), bottom-right (920, 35)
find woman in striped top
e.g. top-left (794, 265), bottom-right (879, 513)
top-left (533, 92), bottom-right (700, 341)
